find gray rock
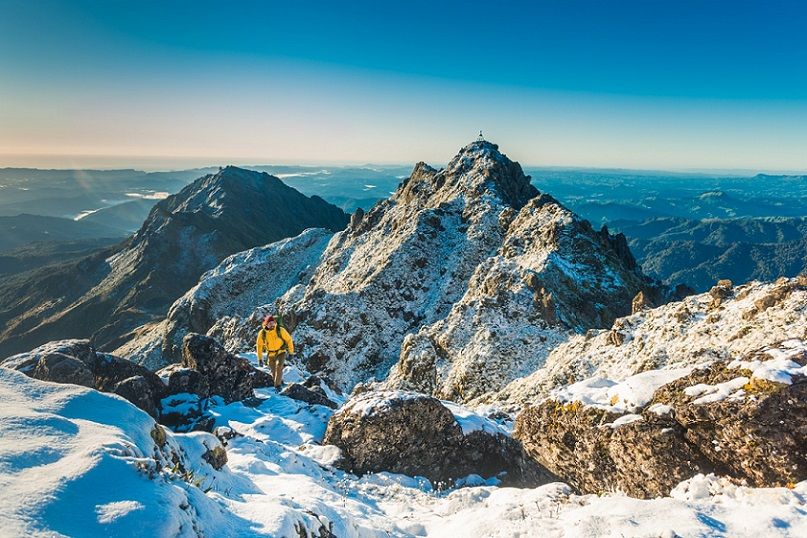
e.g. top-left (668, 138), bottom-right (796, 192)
top-left (31, 353), bottom-right (95, 388)
top-left (158, 364), bottom-right (210, 397)
top-left (114, 375), bottom-right (162, 418)
top-left (281, 382), bottom-right (338, 409)
top-left (181, 333), bottom-right (272, 403)
top-left (324, 390), bottom-right (553, 487)
top-left (2, 339), bottom-right (165, 417)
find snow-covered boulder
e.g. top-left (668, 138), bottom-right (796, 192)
top-left (513, 340), bottom-right (807, 498)
top-left (324, 390), bottom-right (553, 487)
top-left (1, 339), bottom-right (167, 417)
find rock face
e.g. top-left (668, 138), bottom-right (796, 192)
top-left (0, 166), bottom-right (349, 360)
top-left (177, 333), bottom-right (273, 403)
top-left (493, 275), bottom-right (807, 407)
top-left (650, 343), bottom-right (807, 488)
top-left (212, 141), bottom-right (668, 399)
top-left (514, 400), bottom-right (714, 498)
top-left (118, 228), bottom-right (334, 369)
top-left (323, 390), bottom-right (554, 487)
top-left (1, 340), bottom-right (166, 417)
top-left (513, 340), bottom-right (807, 498)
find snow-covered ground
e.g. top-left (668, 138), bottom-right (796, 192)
top-left (2, 356), bottom-right (806, 538)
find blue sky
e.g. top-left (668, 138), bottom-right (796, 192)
top-left (2, 0), bottom-right (807, 170)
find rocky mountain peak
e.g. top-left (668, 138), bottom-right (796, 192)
top-left (192, 142), bottom-right (671, 398)
top-left (395, 140), bottom-right (538, 210)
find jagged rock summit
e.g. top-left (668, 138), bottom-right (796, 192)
top-left (0, 166), bottom-right (349, 360)
top-left (208, 141), bottom-right (672, 399)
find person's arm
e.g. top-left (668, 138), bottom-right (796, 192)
top-left (256, 331), bottom-right (264, 363)
top-left (282, 328), bottom-right (294, 355)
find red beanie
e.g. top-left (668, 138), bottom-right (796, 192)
top-left (263, 315), bottom-right (275, 326)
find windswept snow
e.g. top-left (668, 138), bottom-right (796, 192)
top-left (549, 367), bottom-right (693, 413)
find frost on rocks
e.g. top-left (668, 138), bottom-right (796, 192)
top-left (492, 275), bottom-right (807, 407)
top-left (117, 228), bottom-right (333, 368)
top-left (212, 141), bottom-right (665, 397)
top-left (3, 357), bottom-right (806, 537)
top-left (514, 338), bottom-right (807, 498)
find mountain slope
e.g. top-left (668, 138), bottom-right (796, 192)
top-left (488, 276), bottom-right (807, 408)
top-left (0, 238), bottom-right (123, 277)
top-left (205, 141), bottom-right (673, 396)
top-left (0, 166), bottom-right (349, 359)
top-left (118, 228), bottom-right (335, 369)
top-left (0, 213), bottom-right (125, 251)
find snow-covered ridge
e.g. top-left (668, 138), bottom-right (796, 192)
top-left (116, 228), bottom-right (333, 368)
top-left (491, 276), bottom-right (807, 407)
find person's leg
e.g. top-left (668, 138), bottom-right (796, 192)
top-left (267, 353), bottom-right (277, 382)
top-left (274, 351), bottom-right (287, 387)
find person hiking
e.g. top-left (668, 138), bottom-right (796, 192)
top-left (256, 315), bottom-right (294, 389)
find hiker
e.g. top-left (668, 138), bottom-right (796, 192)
top-left (256, 315), bottom-right (294, 389)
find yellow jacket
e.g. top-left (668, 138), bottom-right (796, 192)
top-left (256, 326), bottom-right (294, 362)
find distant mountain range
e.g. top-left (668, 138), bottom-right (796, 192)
top-left (0, 165), bottom-right (804, 299)
top-left (611, 216), bottom-right (807, 291)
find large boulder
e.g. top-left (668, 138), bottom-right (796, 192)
top-left (31, 352), bottom-right (95, 388)
top-left (650, 341), bottom-right (807, 488)
top-left (157, 363), bottom-right (211, 397)
top-left (323, 390), bottom-right (553, 487)
top-left (1, 339), bottom-right (166, 417)
top-left (180, 333), bottom-right (272, 402)
top-left (514, 340), bottom-right (807, 498)
top-left (113, 375), bottom-right (164, 418)
top-left (514, 400), bottom-right (714, 498)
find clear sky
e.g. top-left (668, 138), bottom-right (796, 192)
top-left (2, 0), bottom-right (807, 171)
